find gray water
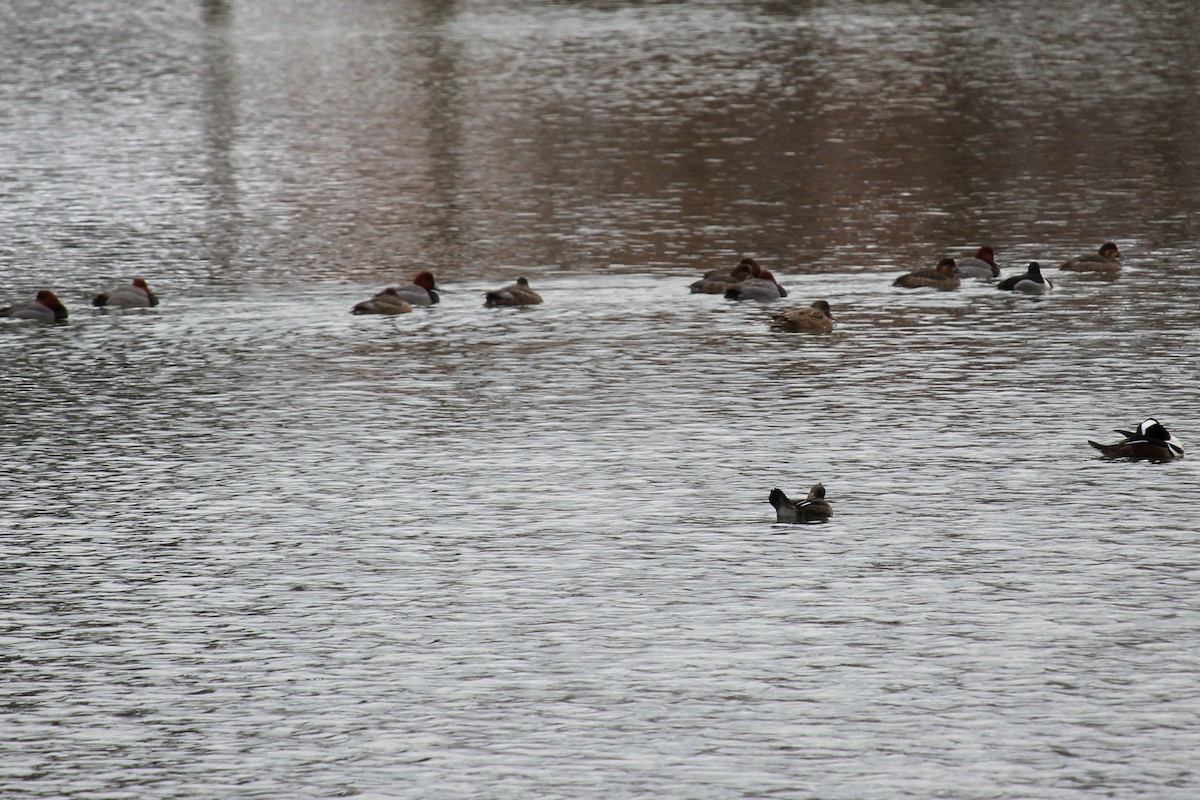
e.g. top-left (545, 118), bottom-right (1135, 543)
top-left (3, 1), bottom-right (1200, 798)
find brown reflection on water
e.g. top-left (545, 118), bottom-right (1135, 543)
top-left (207, 1), bottom-right (1200, 287)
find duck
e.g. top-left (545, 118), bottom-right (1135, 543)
top-left (1061, 242), bottom-right (1121, 272)
top-left (0, 289), bottom-right (69, 322)
top-left (92, 277), bottom-right (159, 308)
top-left (770, 300), bottom-right (835, 333)
top-left (724, 268), bottom-right (788, 301)
top-left (383, 270), bottom-right (439, 306)
top-left (893, 258), bottom-right (961, 290)
top-left (1088, 418), bottom-right (1183, 461)
top-left (997, 262), bottom-right (1052, 294)
top-left (351, 288), bottom-right (413, 315)
top-left (484, 276), bottom-right (543, 307)
top-left (769, 483), bottom-right (833, 523)
top-left (690, 257), bottom-right (758, 294)
top-left (956, 245), bottom-right (1001, 279)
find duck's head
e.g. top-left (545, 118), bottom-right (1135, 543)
top-left (35, 290), bottom-right (69, 320)
top-left (937, 258), bottom-right (958, 276)
top-left (739, 258), bottom-right (761, 277)
top-left (976, 245), bottom-right (996, 264)
top-left (1100, 242), bottom-right (1121, 260)
top-left (413, 271), bottom-right (437, 290)
top-left (811, 300), bottom-right (834, 319)
top-left (807, 483), bottom-right (826, 500)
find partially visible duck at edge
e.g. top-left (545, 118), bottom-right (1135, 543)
top-left (956, 245), bottom-right (1001, 279)
top-left (769, 483), bottom-right (833, 523)
top-left (1088, 417), bottom-right (1183, 461)
top-left (1061, 241), bottom-right (1122, 272)
top-left (893, 258), bottom-right (961, 290)
top-left (1, 289), bottom-right (69, 323)
top-left (92, 277), bottom-right (159, 309)
top-left (997, 262), bottom-right (1052, 294)
top-left (351, 288), bottom-right (413, 315)
top-left (724, 267), bottom-right (788, 301)
top-left (386, 270), bottom-right (440, 306)
top-left (484, 276), bottom-right (543, 307)
top-left (770, 300), bottom-right (835, 333)
top-left (690, 257), bottom-right (758, 294)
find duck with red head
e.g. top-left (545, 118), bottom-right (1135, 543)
top-left (92, 277), bottom-right (159, 308)
top-left (724, 265), bottom-right (788, 301)
top-left (1, 289), bottom-right (69, 323)
top-left (956, 245), bottom-right (1001, 279)
top-left (386, 270), bottom-right (440, 306)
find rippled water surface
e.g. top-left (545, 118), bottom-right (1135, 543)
top-left (3, 1), bottom-right (1200, 798)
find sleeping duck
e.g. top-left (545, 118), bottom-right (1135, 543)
top-left (770, 300), bottom-right (835, 333)
top-left (690, 257), bottom-right (759, 294)
top-left (1061, 242), bottom-right (1121, 272)
top-left (484, 276), bottom-right (543, 307)
top-left (1088, 418), bottom-right (1183, 461)
top-left (1, 289), bottom-right (69, 322)
top-left (92, 277), bottom-right (159, 308)
top-left (893, 258), bottom-right (961, 290)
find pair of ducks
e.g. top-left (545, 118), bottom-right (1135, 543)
top-left (770, 416), bottom-right (1181, 525)
top-left (892, 242), bottom-right (1122, 295)
top-left (691, 257), bottom-right (833, 333)
top-left (351, 272), bottom-right (543, 314)
top-left (689, 257), bottom-right (789, 301)
top-left (0, 278), bottom-right (159, 323)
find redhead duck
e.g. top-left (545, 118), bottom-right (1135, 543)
top-left (770, 300), bottom-right (835, 333)
top-left (92, 277), bottom-right (159, 308)
top-left (1061, 242), bottom-right (1121, 272)
top-left (384, 270), bottom-right (439, 306)
top-left (1088, 418), bottom-right (1183, 461)
top-left (769, 483), bottom-right (833, 523)
top-left (351, 288), bottom-right (413, 315)
top-left (997, 262), bottom-right (1052, 294)
top-left (690, 257), bottom-right (758, 294)
top-left (724, 267), bottom-right (788, 301)
top-left (893, 258), bottom-right (961, 290)
top-left (956, 245), bottom-right (1001, 279)
top-left (484, 276), bottom-right (543, 307)
top-left (1, 289), bottom-right (69, 322)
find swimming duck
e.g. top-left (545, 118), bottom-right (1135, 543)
top-left (724, 268), bottom-right (788, 301)
top-left (351, 288), bottom-right (413, 315)
top-left (1061, 242), bottom-right (1121, 272)
top-left (770, 300), bottom-right (835, 333)
top-left (690, 257), bottom-right (758, 294)
top-left (1088, 418), bottom-right (1183, 461)
top-left (0, 289), bottom-right (69, 322)
top-left (484, 276), bottom-right (543, 307)
top-left (384, 270), bottom-right (440, 306)
top-left (893, 258), bottom-right (961, 290)
top-left (997, 262), bottom-right (1052, 294)
top-left (956, 245), bottom-right (1001, 279)
top-left (92, 277), bottom-right (159, 308)
top-left (769, 483), bottom-right (833, 523)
